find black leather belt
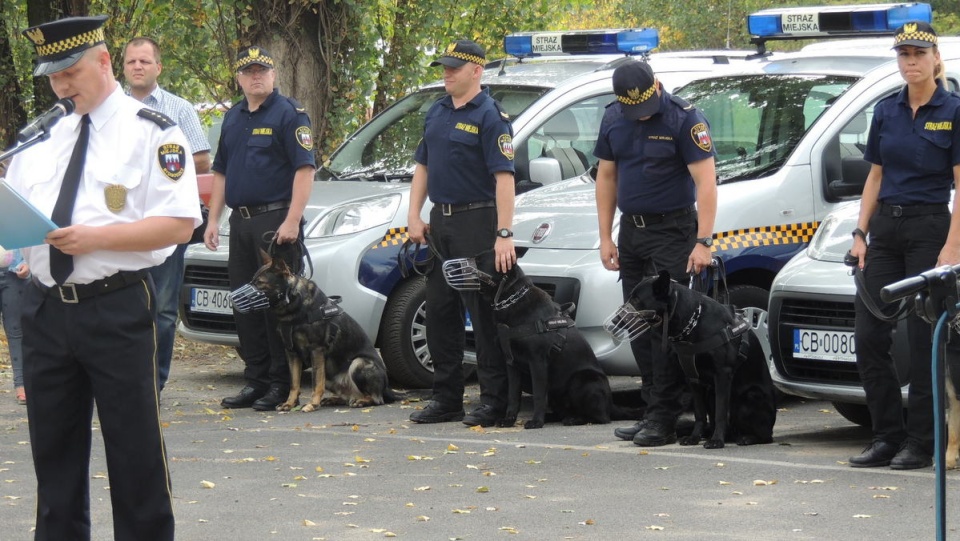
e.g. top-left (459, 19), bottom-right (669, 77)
top-left (438, 200), bottom-right (496, 216)
top-left (625, 205), bottom-right (696, 228)
top-left (234, 201), bottom-right (290, 219)
top-left (878, 202), bottom-right (949, 218)
top-left (33, 270), bottom-right (149, 303)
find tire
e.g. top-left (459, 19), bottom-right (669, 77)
top-left (832, 401), bottom-right (872, 428)
top-left (727, 284), bottom-right (769, 310)
top-left (379, 277), bottom-right (433, 389)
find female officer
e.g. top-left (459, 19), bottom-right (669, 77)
top-left (849, 21), bottom-right (960, 470)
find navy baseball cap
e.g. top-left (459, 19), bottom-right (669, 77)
top-left (23, 15), bottom-right (109, 77)
top-left (612, 61), bottom-right (660, 120)
top-left (893, 21), bottom-right (938, 48)
top-left (431, 40), bottom-right (486, 68)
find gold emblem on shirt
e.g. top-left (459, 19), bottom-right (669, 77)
top-left (104, 184), bottom-right (127, 213)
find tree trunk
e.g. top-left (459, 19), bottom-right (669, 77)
top-left (0, 1), bottom-right (26, 150)
top-left (26, 0), bottom-right (89, 114)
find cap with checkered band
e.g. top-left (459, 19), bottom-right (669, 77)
top-left (612, 60), bottom-right (660, 121)
top-left (235, 46), bottom-right (275, 72)
top-left (23, 15), bottom-right (109, 77)
top-left (430, 40), bottom-right (486, 68)
top-left (893, 21), bottom-right (938, 49)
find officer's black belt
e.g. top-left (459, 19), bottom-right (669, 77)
top-left (625, 205), bottom-right (696, 228)
top-left (33, 269), bottom-right (149, 304)
top-left (878, 202), bottom-right (948, 218)
top-left (438, 200), bottom-right (495, 216)
top-left (234, 201), bottom-right (290, 219)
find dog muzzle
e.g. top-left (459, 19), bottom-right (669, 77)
top-left (603, 302), bottom-right (662, 342)
top-left (442, 257), bottom-right (496, 291)
top-left (229, 283), bottom-right (270, 313)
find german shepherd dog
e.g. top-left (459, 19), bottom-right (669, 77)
top-left (443, 253), bottom-right (642, 429)
top-left (610, 271), bottom-right (776, 448)
top-left (230, 251), bottom-right (396, 412)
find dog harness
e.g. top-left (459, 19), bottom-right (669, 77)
top-left (663, 296), bottom-right (752, 384)
top-left (279, 295), bottom-right (345, 351)
top-left (496, 303), bottom-right (577, 366)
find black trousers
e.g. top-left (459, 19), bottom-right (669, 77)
top-left (425, 205), bottom-right (508, 412)
top-left (228, 209), bottom-right (303, 391)
top-left (618, 212), bottom-right (697, 426)
top-left (21, 278), bottom-right (174, 541)
top-left (855, 210), bottom-right (953, 452)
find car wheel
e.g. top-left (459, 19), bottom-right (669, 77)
top-left (379, 277), bottom-right (433, 389)
top-left (832, 401), bottom-right (872, 428)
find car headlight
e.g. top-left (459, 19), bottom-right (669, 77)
top-left (309, 194), bottom-right (401, 237)
top-left (806, 209), bottom-right (853, 263)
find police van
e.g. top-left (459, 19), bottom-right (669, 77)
top-left (178, 29), bottom-right (752, 387)
top-left (507, 2), bottom-right (957, 378)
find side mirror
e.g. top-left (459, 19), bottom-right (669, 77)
top-left (529, 156), bottom-right (563, 186)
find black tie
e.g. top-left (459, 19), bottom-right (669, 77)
top-left (50, 114), bottom-right (90, 285)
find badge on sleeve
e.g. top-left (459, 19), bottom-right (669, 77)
top-left (158, 143), bottom-right (186, 181)
top-left (104, 184), bottom-right (127, 213)
top-left (690, 122), bottom-right (712, 152)
top-left (498, 134), bottom-right (514, 160)
top-left (296, 126), bottom-right (314, 151)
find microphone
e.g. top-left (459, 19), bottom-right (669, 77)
top-left (17, 98), bottom-right (76, 143)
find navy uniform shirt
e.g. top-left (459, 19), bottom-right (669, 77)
top-left (212, 88), bottom-right (317, 208)
top-left (593, 90), bottom-right (716, 215)
top-left (864, 81), bottom-right (960, 205)
top-left (413, 87), bottom-right (514, 204)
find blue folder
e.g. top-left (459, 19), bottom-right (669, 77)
top-left (0, 179), bottom-right (57, 249)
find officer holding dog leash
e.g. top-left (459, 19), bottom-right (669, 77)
top-left (595, 59), bottom-right (717, 447)
top-left (848, 22), bottom-right (960, 471)
top-left (407, 40), bottom-right (516, 428)
top-left (205, 46), bottom-right (316, 411)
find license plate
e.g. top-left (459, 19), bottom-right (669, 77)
top-left (190, 287), bottom-right (233, 315)
top-left (793, 328), bottom-right (856, 363)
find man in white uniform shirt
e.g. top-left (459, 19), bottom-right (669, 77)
top-left (7, 15), bottom-right (200, 541)
top-left (124, 36), bottom-right (211, 391)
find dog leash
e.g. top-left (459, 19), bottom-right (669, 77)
top-left (263, 230), bottom-right (312, 278)
top-left (398, 232), bottom-right (445, 278)
top-left (844, 250), bottom-right (912, 323)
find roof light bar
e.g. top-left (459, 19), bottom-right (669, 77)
top-left (504, 29), bottom-right (659, 58)
top-left (748, 2), bottom-right (931, 43)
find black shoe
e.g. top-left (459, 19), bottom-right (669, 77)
top-left (614, 420), bottom-right (647, 441)
top-left (632, 420), bottom-right (677, 447)
top-left (890, 441), bottom-right (933, 470)
top-left (409, 401), bottom-right (465, 423)
top-left (221, 386), bottom-right (265, 409)
top-left (849, 440), bottom-right (900, 468)
top-left (252, 386), bottom-right (289, 411)
top-left (463, 404), bottom-right (503, 427)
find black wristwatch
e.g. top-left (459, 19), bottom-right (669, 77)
top-left (696, 237), bottom-right (713, 247)
top-left (497, 228), bottom-right (514, 238)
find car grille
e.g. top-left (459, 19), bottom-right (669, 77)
top-left (531, 277), bottom-right (581, 319)
top-left (181, 264), bottom-right (235, 333)
top-left (773, 297), bottom-right (861, 384)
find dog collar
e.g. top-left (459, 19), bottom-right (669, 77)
top-left (493, 283), bottom-right (530, 311)
top-left (307, 296), bottom-right (344, 323)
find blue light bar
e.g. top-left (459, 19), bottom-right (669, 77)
top-left (747, 2), bottom-right (931, 40)
top-left (504, 29), bottom-right (659, 58)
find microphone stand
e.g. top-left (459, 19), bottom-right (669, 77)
top-left (0, 130), bottom-right (51, 164)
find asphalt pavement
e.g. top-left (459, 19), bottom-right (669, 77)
top-left (2, 351), bottom-right (960, 541)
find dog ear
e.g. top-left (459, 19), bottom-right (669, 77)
top-left (259, 248), bottom-right (273, 267)
top-left (653, 270), bottom-right (671, 299)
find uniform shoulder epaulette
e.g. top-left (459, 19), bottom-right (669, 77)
top-left (137, 108), bottom-right (176, 129)
top-left (285, 96), bottom-right (307, 114)
top-left (670, 94), bottom-right (693, 111)
top-left (492, 100), bottom-right (510, 122)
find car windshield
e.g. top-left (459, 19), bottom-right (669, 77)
top-left (320, 85), bottom-right (550, 182)
top-left (677, 74), bottom-right (858, 183)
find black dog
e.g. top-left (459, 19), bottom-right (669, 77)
top-left (621, 271), bottom-right (776, 448)
top-left (236, 251), bottom-right (396, 412)
top-left (446, 254), bottom-right (642, 429)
